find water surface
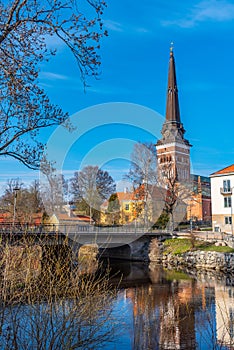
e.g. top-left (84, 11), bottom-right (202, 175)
top-left (99, 260), bottom-right (234, 350)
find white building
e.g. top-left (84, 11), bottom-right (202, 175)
top-left (210, 164), bottom-right (234, 234)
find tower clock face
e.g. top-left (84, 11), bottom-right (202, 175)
top-left (164, 130), bottom-right (170, 138)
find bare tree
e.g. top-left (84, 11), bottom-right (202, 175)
top-left (126, 142), bottom-right (191, 230)
top-left (28, 180), bottom-right (44, 213)
top-left (0, 0), bottom-right (107, 168)
top-left (125, 142), bottom-right (157, 189)
top-left (158, 162), bottom-right (191, 232)
top-left (0, 179), bottom-right (45, 224)
top-left (0, 178), bottom-right (24, 221)
top-left (71, 166), bottom-right (116, 222)
top-left (125, 142), bottom-right (161, 226)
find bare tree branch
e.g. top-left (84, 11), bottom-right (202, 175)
top-left (0, 0), bottom-right (107, 168)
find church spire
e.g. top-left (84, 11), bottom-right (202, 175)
top-left (156, 46), bottom-right (191, 183)
top-left (165, 45), bottom-right (181, 123)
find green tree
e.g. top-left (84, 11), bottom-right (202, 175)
top-left (107, 193), bottom-right (120, 225)
top-left (153, 210), bottom-right (169, 229)
top-left (0, 0), bottom-right (107, 169)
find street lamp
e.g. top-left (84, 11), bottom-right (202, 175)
top-left (13, 186), bottom-right (20, 227)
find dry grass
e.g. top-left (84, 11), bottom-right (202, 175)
top-left (0, 234), bottom-right (117, 349)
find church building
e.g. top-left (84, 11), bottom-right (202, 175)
top-left (156, 46), bottom-right (191, 183)
top-left (156, 47), bottom-right (211, 224)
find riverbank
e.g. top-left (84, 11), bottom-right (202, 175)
top-left (161, 250), bottom-right (234, 274)
top-left (149, 238), bottom-right (234, 274)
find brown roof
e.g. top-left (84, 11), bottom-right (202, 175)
top-left (117, 192), bottom-right (134, 201)
top-left (100, 199), bottom-right (109, 209)
top-left (56, 213), bottom-right (93, 223)
top-left (0, 213), bottom-right (11, 223)
top-left (210, 164), bottom-right (234, 176)
top-left (0, 212), bottom-right (43, 225)
top-left (101, 190), bottom-right (144, 210)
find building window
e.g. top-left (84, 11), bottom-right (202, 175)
top-left (223, 179), bottom-right (231, 192)
top-left (224, 196), bottom-right (232, 208)
top-left (125, 216), bottom-right (129, 222)
top-left (225, 216), bottom-right (232, 225)
top-left (125, 204), bottom-right (129, 211)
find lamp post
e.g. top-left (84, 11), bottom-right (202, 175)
top-left (12, 186), bottom-right (20, 227)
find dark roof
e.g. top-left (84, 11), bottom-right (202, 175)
top-left (165, 48), bottom-right (181, 123)
top-left (55, 213), bottom-right (94, 223)
top-left (190, 174), bottom-right (210, 183)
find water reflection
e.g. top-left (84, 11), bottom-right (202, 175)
top-left (101, 260), bottom-right (234, 350)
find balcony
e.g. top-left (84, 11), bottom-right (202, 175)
top-left (220, 187), bottom-right (232, 195)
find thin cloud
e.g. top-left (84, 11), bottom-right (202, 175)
top-left (0, 171), bottom-right (39, 179)
top-left (161, 0), bottom-right (234, 28)
top-left (135, 27), bottom-right (151, 33)
top-left (44, 34), bottom-right (65, 49)
top-left (41, 72), bottom-right (69, 81)
top-left (104, 19), bottom-right (150, 34)
top-left (104, 20), bottom-right (124, 32)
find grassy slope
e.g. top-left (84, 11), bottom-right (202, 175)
top-left (163, 238), bottom-right (234, 255)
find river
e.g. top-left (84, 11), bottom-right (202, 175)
top-left (1, 256), bottom-right (234, 349)
top-left (97, 259), bottom-right (234, 350)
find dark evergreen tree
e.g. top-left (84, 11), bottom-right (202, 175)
top-left (107, 193), bottom-right (120, 225)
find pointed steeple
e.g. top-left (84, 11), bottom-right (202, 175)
top-left (158, 45), bottom-right (189, 144)
top-left (165, 45), bottom-right (181, 123)
top-left (156, 46), bottom-right (191, 183)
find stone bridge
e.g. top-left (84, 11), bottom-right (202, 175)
top-left (0, 223), bottom-right (172, 261)
top-left (1, 224), bottom-right (231, 261)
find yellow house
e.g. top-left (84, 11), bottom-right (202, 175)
top-left (100, 190), bottom-right (144, 225)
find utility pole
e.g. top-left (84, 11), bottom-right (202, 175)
top-left (12, 186), bottom-right (20, 227)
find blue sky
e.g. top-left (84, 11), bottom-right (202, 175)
top-left (1, 0), bottom-right (234, 191)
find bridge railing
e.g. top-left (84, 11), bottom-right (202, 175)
top-left (53, 223), bottom-right (148, 235)
top-left (0, 223), bottom-right (151, 235)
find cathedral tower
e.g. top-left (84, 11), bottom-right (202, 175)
top-left (156, 46), bottom-right (191, 183)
